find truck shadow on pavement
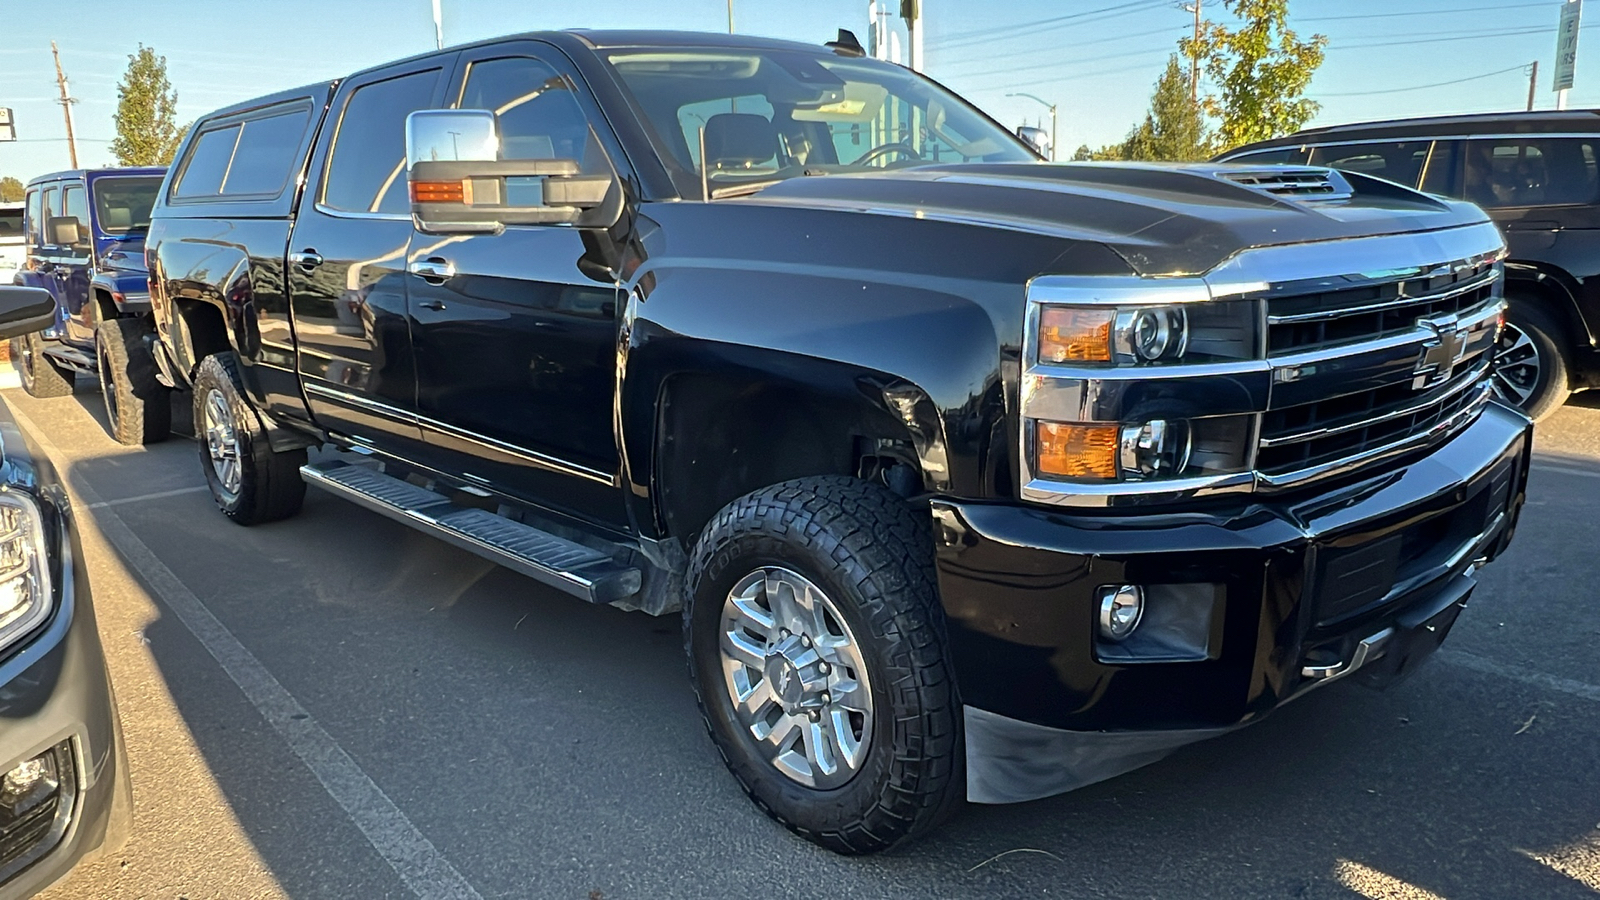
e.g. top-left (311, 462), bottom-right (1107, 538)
top-left (26, 394), bottom-right (1599, 900)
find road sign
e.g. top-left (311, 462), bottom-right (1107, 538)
top-left (0, 109), bottom-right (14, 143)
top-left (1554, 0), bottom-right (1583, 91)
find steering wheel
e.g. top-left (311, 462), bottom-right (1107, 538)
top-left (850, 142), bottom-right (923, 167)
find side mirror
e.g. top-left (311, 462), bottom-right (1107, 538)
top-left (404, 109), bottom-right (619, 235)
top-left (47, 216), bottom-right (83, 247)
top-left (1016, 126), bottom-right (1051, 160)
top-left (0, 286), bottom-right (58, 341)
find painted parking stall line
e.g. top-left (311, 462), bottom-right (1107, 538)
top-left (85, 485), bottom-right (211, 509)
top-left (9, 404), bottom-right (484, 900)
top-left (1439, 650), bottom-right (1600, 705)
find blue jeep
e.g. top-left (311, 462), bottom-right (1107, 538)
top-left (10, 168), bottom-right (171, 445)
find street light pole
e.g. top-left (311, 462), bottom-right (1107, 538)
top-left (1007, 92), bottom-right (1057, 161)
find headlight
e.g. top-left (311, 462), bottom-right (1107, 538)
top-left (1032, 415), bottom-right (1251, 484)
top-left (1036, 298), bottom-right (1257, 367)
top-left (0, 493), bottom-right (51, 653)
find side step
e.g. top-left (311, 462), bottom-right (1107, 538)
top-left (42, 344), bottom-right (97, 374)
top-left (300, 461), bottom-right (641, 604)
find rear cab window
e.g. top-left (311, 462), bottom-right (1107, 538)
top-left (172, 102), bottom-right (314, 202)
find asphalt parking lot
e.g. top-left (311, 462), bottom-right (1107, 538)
top-left (11, 378), bottom-right (1600, 900)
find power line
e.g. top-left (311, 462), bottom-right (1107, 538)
top-left (931, 0), bottom-right (1169, 51)
top-left (932, 22), bottom-right (1182, 66)
top-left (1312, 63), bottom-right (1532, 97)
top-left (1300, 1), bottom-right (1554, 23)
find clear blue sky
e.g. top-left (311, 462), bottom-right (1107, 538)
top-left (2, 0), bottom-right (1596, 180)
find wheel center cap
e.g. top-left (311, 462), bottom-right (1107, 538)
top-left (765, 634), bottom-right (828, 711)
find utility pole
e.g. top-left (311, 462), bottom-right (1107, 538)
top-left (1185, 0), bottom-right (1201, 103)
top-left (727, 0), bottom-right (734, 33)
top-left (1528, 60), bottom-right (1540, 111)
top-left (50, 41), bottom-right (78, 169)
top-left (1007, 92), bottom-right (1057, 161)
top-left (902, 0), bottom-right (923, 72)
top-left (432, 0), bottom-right (444, 49)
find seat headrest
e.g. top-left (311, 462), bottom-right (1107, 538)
top-left (702, 113), bottom-right (777, 169)
top-left (103, 206), bottom-right (132, 229)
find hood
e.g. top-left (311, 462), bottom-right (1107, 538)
top-left (737, 162), bottom-right (1492, 277)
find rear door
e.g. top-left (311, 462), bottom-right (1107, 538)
top-left (405, 44), bottom-right (629, 526)
top-left (287, 58), bottom-right (453, 455)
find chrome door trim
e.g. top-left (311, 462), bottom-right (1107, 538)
top-left (303, 382), bottom-right (418, 423)
top-left (413, 411), bottom-right (617, 487)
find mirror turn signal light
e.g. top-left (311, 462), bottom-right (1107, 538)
top-left (1039, 307), bottom-right (1114, 364)
top-left (411, 180), bottom-right (468, 204)
top-left (1035, 422), bottom-right (1119, 480)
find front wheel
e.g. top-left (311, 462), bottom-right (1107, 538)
top-left (193, 352), bottom-right (306, 525)
top-left (1493, 302), bottom-right (1570, 421)
top-left (684, 476), bottom-right (963, 854)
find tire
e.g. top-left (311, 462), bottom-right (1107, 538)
top-left (192, 352), bottom-right (306, 525)
top-left (684, 476), bottom-right (963, 855)
top-left (95, 318), bottom-right (172, 445)
top-left (1493, 300), bottom-right (1570, 422)
top-left (10, 332), bottom-right (74, 398)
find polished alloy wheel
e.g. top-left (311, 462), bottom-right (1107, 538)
top-left (203, 388), bottom-right (243, 501)
top-left (719, 567), bottom-right (873, 789)
top-left (1491, 320), bottom-right (1541, 407)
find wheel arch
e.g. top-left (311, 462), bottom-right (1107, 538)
top-left (1503, 261), bottom-right (1590, 349)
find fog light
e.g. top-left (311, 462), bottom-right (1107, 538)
top-left (1097, 584), bottom-right (1145, 641)
top-left (1119, 419), bottom-right (1192, 478)
top-left (0, 751), bottom-right (58, 818)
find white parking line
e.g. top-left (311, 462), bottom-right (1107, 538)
top-left (85, 485), bottom-right (210, 509)
top-left (9, 405), bottom-right (483, 900)
top-left (1439, 650), bottom-right (1600, 704)
top-left (1532, 463), bottom-right (1600, 480)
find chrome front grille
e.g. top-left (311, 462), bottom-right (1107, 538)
top-left (1257, 364), bottom-right (1493, 479)
top-left (1266, 263), bottom-right (1499, 356)
top-left (1019, 221), bottom-right (1509, 508)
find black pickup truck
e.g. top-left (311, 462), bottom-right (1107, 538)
top-left (143, 29), bottom-right (1531, 853)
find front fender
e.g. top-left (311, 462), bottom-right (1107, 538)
top-left (88, 271), bottom-right (152, 316)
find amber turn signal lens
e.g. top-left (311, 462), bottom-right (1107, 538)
top-left (1039, 307), bottom-right (1114, 364)
top-left (411, 180), bottom-right (466, 203)
top-left (1035, 422), bottom-right (1119, 480)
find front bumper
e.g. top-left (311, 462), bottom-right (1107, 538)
top-left (0, 499), bottom-right (130, 898)
top-left (933, 401), bottom-right (1531, 804)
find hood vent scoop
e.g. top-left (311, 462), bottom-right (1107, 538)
top-left (1218, 168), bottom-right (1353, 202)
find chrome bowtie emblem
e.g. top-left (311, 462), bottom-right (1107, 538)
top-left (1413, 315), bottom-right (1469, 390)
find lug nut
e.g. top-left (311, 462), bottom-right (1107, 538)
top-left (800, 635), bottom-right (811, 648)
top-left (779, 629), bottom-right (790, 639)
top-left (808, 710), bottom-right (821, 721)
top-left (819, 692), bottom-right (831, 704)
top-left (817, 662), bottom-right (830, 675)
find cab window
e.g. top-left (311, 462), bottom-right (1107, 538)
top-left (323, 68), bottom-right (442, 214)
top-left (1225, 147), bottom-right (1310, 166)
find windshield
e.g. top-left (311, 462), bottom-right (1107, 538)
top-left (601, 48), bottom-right (1035, 198)
top-left (0, 208), bottom-right (21, 243)
top-left (92, 176), bottom-right (162, 235)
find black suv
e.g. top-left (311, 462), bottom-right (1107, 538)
top-left (1219, 110), bottom-right (1600, 419)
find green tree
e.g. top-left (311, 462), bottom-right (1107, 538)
top-left (1118, 56), bottom-right (1212, 162)
top-left (0, 177), bottom-right (21, 202)
top-left (110, 45), bottom-right (185, 166)
top-left (1181, 0), bottom-right (1327, 152)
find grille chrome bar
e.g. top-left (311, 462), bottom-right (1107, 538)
top-left (1258, 383), bottom-right (1494, 490)
top-left (1266, 268), bottom-right (1500, 325)
top-left (1259, 360), bottom-right (1491, 449)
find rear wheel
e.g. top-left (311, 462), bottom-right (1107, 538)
top-left (193, 352), bottom-right (306, 525)
top-left (95, 318), bottom-right (172, 445)
top-left (11, 332), bottom-right (74, 398)
top-left (1493, 301), bottom-right (1570, 421)
top-left (685, 476), bottom-right (963, 854)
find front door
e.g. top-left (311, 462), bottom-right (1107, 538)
top-left (407, 47), bottom-right (628, 527)
top-left (287, 59), bottom-right (453, 457)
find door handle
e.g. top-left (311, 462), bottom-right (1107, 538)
top-left (289, 250), bottom-right (324, 270)
top-left (417, 300), bottom-right (447, 311)
top-left (408, 258), bottom-right (456, 282)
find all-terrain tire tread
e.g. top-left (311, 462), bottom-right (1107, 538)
top-left (684, 475), bottom-right (963, 855)
top-left (96, 317), bottom-right (172, 445)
